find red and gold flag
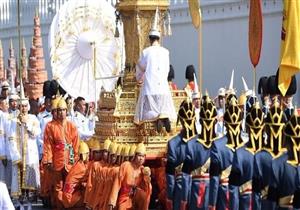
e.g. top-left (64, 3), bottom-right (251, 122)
top-left (248, 0), bottom-right (263, 68)
top-left (278, 0), bottom-right (300, 96)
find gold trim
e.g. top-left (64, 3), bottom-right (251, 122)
top-left (261, 185), bottom-right (269, 199)
top-left (191, 158), bottom-right (210, 176)
top-left (239, 180), bottom-right (252, 194)
top-left (278, 195), bottom-right (293, 207)
top-left (220, 165), bottom-right (232, 180)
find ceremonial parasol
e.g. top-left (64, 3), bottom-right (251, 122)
top-left (49, 0), bottom-right (125, 102)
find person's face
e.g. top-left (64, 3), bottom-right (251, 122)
top-left (77, 100), bottom-right (86, 114)
top-left (102, 150), bottom-right (108, 162)
top-left (93, 150), bottom-right (102, 161)
top-left (52, 109), bottom-right (58, 120)
top-left (110, 154), bottom-right (117, 164)
top-left (193, 98), bottom-right (200, 109)
top-left (45, 98), bottom-right (52, 112)
top-left (9, 99), bottom-right (18, 110)
top-left (218, 96), bottom-right (225, 107)
top-left (1, 89), bottom-right (9, 98)
top-left (57, 108), bottom-right (67, 121)
top-left (20, 104), bottom-right (28, 114)
top-left (134, 153), bottom-right (145, 166)
top-left (0, 100), bottom-right (8, 112)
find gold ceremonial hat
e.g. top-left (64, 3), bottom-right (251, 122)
top-left (57, 98), bottom-right (67, 109)
top-left (79, 141), bottom-right (89, 154)
top-left (129, 144), bottom-right (137, 157)
top-left (109, 142), bottom-right (118, 154)
top-left (103, 138), bottom-right (111, 151)
top-left (135, 142), bottom-right (146, 155)
top-left (116, 144), bottom-right (123, 156)
top-left (93, 140), bottom-right (102, 151)
top-left (51, 97), bottom-right (61, 110)
top-left (121, 144), bottom-right (130, 157)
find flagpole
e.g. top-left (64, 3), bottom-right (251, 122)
top-left (198, 23), bottom-right (202, 94)
top-left (17, 0), bottom-right (21, 83)
top-left (253, 67), bottom-right (256, 94)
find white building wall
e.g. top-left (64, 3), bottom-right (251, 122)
top-left (0, 0), bottom-right (299, 102)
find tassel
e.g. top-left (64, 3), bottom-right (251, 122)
top-left (167, 10), bottom-right (172, 36)
top-left (136, 12), bottom-right (141, 36)
top-left (163, 16), bottom-right (167, 36)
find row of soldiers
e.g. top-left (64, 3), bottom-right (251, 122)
top-left (165, 72), bottom-right (299, 210)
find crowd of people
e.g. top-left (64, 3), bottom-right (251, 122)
top-left (0, 79), bottom-right (153, 210)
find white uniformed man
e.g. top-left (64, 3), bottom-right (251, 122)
top-left (0, 97), bottom-right (9, 183)
top-left (215, 87), bottom-right (226, 137)
top-left (134, 8), bottom-right (176, 132)
top-left (37, 96), bottom-right (52, 160)
top-left (72, 96), bottom-right (94, 141)
top-left (0, 181), bottom-right (14, 210)
top-left (6, 83), bottom-right (41, 204)
top-left (0, 81), bottom-right (10, 102)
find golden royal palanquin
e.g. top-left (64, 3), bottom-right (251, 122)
top-left (95, 0), bottom-right (187, 159)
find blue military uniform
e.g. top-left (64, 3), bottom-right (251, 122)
top-left (229, 101), bottom-right (265, 210)
top-left (209, 136), bottom-right (238, 210)
top-left (181, 137), bottom-right (210, 210)
top-left (166, 133), bottom-right (191, 210)
top-left (209, 96), bottom-right (243, 210)
top-left (166, 99), bottom-right (196, 210)
top-left (181, 95), bottom-right (218, 210)
top-left (269, 112), bottom-right (300, 210)
top-left (229, 145), bottom-right (254, 210)
top-left (253, 150), bottom-right (276, 210)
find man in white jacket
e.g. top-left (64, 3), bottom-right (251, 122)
top-left (134, 8), bottom-right (176, 133)
top-left (7, 85), bottom-right (41, 204)
top-left (0, 181), bottom-right (14, 210)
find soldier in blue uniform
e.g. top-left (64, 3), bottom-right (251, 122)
top-left (229, 101), bottom-right (264, 210)
top-left (208, 97), bottom-right (243, 210)
top-left (263, 98), bottom-right (288, 209)
top-left (181, 94), bottom-right (218, 210)
top-left (166, 99), bottom-right (197, 210)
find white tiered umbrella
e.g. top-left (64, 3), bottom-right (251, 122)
top-left (48, 0), bottom-right (125, 102)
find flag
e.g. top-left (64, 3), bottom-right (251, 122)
top-left (278, 0), bottom-right (300, 96)
top-left (248, 0), bottom-right (263, 68)
top-left (188, 0), bottom-right (201, 29)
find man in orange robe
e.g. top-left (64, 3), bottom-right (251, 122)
top-left (59, 141), bottom-right (89, 209)
top-left (40, 97), bottom-right (59, 207)
top-left (108, 142), bottom-right (152, 210)
top-left (43, 98), bottom-right (79, 209)
top-left (90, 139), bottom-right (111, 209)
top-left (84, 139), bottom-right (109, 208)
top-left (101, 142), bottom-right (120, 210)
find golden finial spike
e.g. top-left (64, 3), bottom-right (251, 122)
top-left (10, 39), bottom-right (13, 49)
top-left (22, 37), bottom-right (26, 49)
top-left (35, 7), bottom-right (39, 17)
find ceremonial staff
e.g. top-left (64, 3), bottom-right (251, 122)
top-left (188, 0), bottom-right (202, 93)
top-left (248, 0), bottom-right (263, 94)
